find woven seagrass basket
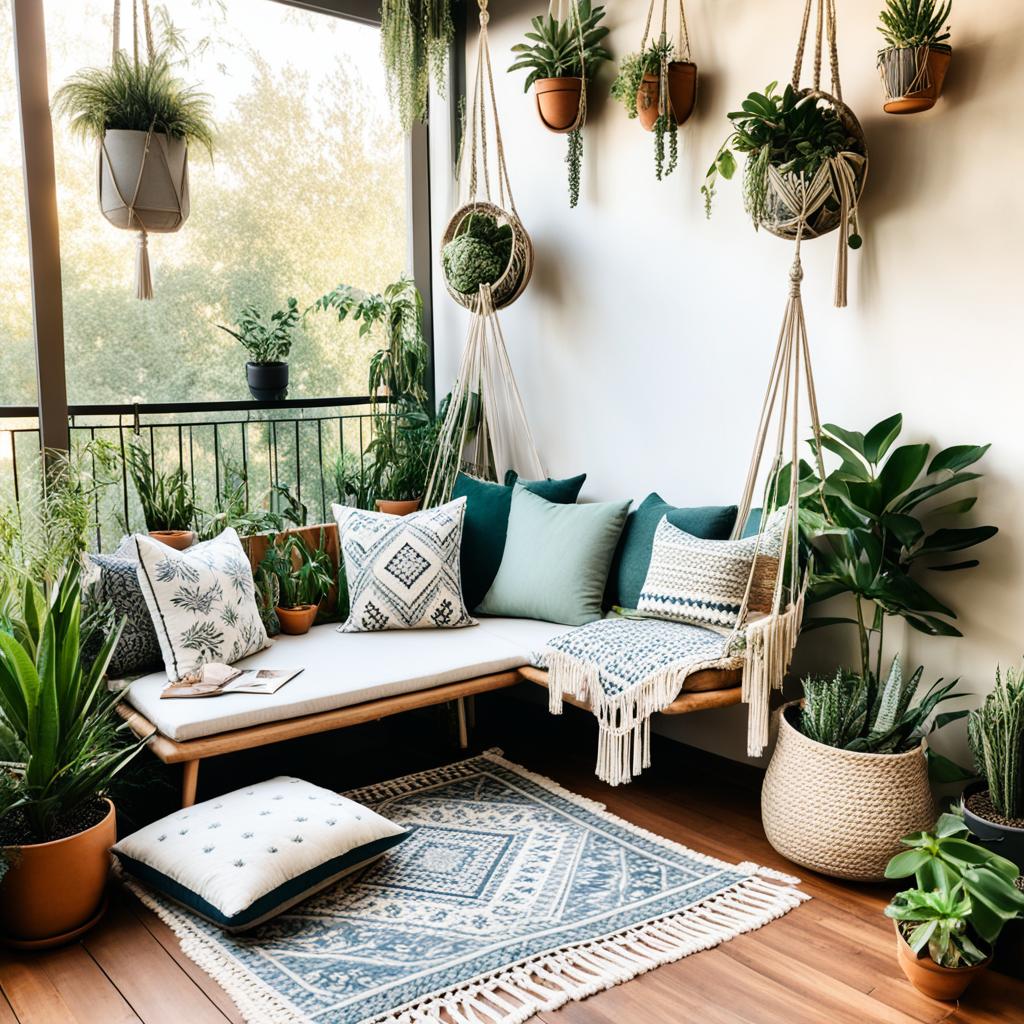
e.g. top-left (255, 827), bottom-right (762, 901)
top-left (761, 701), bottom-right (935, 881)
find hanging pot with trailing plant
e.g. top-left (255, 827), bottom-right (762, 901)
top-left (611, 0), bottom-right (697, 182)
top-left (877, 0), bottom-right (952, 115)
top-left (52, 0), bottom-right (213, 299)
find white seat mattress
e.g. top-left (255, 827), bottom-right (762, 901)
top-left (125, 618), bottom-right (568, 742)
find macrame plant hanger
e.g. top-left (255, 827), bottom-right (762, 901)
top-left (424, 0), bottom-right (542, 507)
top-left (535, 0), bottom-right (587, 134)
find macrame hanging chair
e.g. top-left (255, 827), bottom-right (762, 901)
top-left (98, 0), bottom-right (191, 299)
top-left (425, 0), bottom-right (543, 506)
top-left (635, 0), bottom-right (697, 134)
top-left (758, 0), bottom-right (867, 308)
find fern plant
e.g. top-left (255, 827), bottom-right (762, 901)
top-left (968, 666), bottom-right (1024, 820)
top-left (878, 0), bottom-right (952, 52)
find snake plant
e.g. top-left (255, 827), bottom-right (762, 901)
top-left (968, 666), bottom-right (1024, 820)
top-left (508, 0), bottom-right (611, 89)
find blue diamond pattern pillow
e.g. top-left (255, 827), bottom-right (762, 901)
top-left (331, 497), bottom-right (475, 632)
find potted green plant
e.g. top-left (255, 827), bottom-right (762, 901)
top-left (0, 563), bottom-right (147, 948)
top-left (877, 0), bottom-right (952, 115)
top-left (52, 45), bottom-right (214, 299)
top-left (440, 211), bottom-right (517, 301)
top-left (126, 439), bottom-right (196, 549)
top-left (508, 0), bottom-right (610, 207)
top-left (258, 531), bottom-right (334, 635)
top-left (884, 813), bottom-right (1024, 1000)
top-left (762, 656), bottom-right (968, 880)
top-left (217, 297), bottom-right (300, 401)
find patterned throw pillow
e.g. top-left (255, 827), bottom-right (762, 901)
top-left (637, 511), bottom-right (786, 630)
top-left (331, 498), bottom-right (475, 633)
top-left (134, 528), bottom-right (270, 681)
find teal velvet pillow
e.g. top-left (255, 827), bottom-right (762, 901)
top-left (478, 484), bottom-right (630, 626)
top-left (452, 471), bottom-right (586, 610)
top-left (607, 493), bottom-right (738, 610)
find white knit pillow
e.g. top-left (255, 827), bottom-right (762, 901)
top-left (637, 512), bottom-right (786, 630)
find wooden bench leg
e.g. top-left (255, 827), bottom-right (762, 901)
top-left (181, 759), bottom-right (200, 808)
top-left (456, 697), bottom-right (469, 750)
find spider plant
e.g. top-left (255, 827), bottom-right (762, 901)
top-left (878, 0), bottom-right (952, 52)
top-left (126, 439), bottom-right (196, 533)
top-left (259, 532), bottom-right (334, 610)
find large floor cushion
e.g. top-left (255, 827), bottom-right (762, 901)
top-left (125, 618), bottom-right (568, 742)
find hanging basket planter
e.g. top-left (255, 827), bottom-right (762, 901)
top-left (637, 60), bottom-right (697, 132)
top-left (879, 44), bottom-right (951, 114)
top-left (534, 77), bottom-right (584, 133)
top-left (98, 129), bottom-right (190, 232)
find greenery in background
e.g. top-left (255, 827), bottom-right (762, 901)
top-left (878, 0), bottom-right (952, 51)
top-left (0, 563), bottom-right (147, 843)
top-left (701, 82), bottom-right (860, 224)
top-left (885, 814), bottom-right (1024, 968)
top-left (195, 460), bottom-right (285, 541)
top-left (772, 414), bottom-right (995, 685)
top-left (799, 655), bottom-right (967, 755)
top-left (258, 531), bottom-right (333, 609)
top-left (310, 277), bottom-right (435, 503)
top-left (52, 50), bottom-right (215, 152)
top-left (332, 450), bottom-right (373, 511)
top-left (441, 212), bottom-right (515, 297)
top-left (126, 438), bottom-right (197, 533)
top-left (379, 0), bottom-right (453, 130)
top-left (216, 297), bottom-right (301, 365)
top-left (254, 565), bottom-right (281, 636)
top-left (968, 666), bottom-right (1024, 821)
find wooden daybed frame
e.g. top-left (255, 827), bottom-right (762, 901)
top-left (119, 666), bottom-right (741, 807)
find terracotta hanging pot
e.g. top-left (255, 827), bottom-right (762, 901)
top-left (534, 77), bottom-right (583, 134)
top-left (881, 46), bottom-right (951, 115)
top-left (894, 923), bottom-right (989, 1000)
top-left (0, 799), bottom-right (116, 949)
top-left (276, 603), bottom-right (319, 635)
top-left (148, 529), bottom-right (194, 550)
top-left (376, 498), bottom-right (422, 516)
top-left (636, 61), bottom-right (698, 132)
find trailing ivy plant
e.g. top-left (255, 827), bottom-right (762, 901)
top-left (879, 0), bottom-right (952, 52)
top-left (701, 82), bottom-right (860, 231)
top-left (380, 0), bottom-right (454, 131)
top-left (508, 0), bottom-right (611, 207)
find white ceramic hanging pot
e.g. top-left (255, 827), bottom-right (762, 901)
top-left (98, 129), bottom-right (190, 233)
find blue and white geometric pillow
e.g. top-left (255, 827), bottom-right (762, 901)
top-left (133, 527), bottom-right (269, 681)
top-left (637, 511), bottom-right (786, 630)
top-left (332, 498), bottom-right (476, 633)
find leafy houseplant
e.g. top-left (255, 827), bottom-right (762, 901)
top-left (441, 212), bottom-right (516, 299)
top-left (877, 0), bottom-right (952, 115)
top-left (0, 563), bottom-right (147, 946)
top-left (884, 813), bottom-right (1024, 999)
top-left (380, 0), bottom-right (453, 131)
top-left (195, 461), bottom-right (285, 542)
top-left (508, 0), bottom-right (611, 207)
top-left (126, 439), bottom-right (196, 549)
top-left (258, 532), bottom-right (334, 635)
top-left (217, 298), bottom-right (301, 401)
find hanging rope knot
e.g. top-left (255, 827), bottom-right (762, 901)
top-left (788, 259), bottom-right (804, 297)
top-left (478, 0), bottom-right (489, 27)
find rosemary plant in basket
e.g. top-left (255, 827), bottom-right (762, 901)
top-left (508, 0), bottom-right (611, 207)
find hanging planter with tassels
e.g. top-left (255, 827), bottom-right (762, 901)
top-left (53, 0), bottom-right (214, 299)
top-left (702, 0), bottom-right (867, 307)
top-left (507, 0), bottom-right (611, 207)
top-left (610, 0), bottom-right (698, 182)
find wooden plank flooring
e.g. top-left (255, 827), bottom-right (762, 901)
top-left (2, 691), bottom-right (1022, 1024)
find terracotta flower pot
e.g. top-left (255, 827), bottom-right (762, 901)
top-left (0, 799), bottom-right (116, 949)
top-left (894, 922), bottom-right (990, 1000)
top-left (275, 603), bottom-right (319, 635)
top-left (883, 46), bottom-right (951, 115)
top-left (375, 498), bottom-right (422, 516)
top-left (148, 529), bottom-right (194, 551)
top-left (636, 61), bottom-right (698, 132)
top-left (534, 77), bottom-right (583, 134)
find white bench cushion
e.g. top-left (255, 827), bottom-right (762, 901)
top-left (125, 618), bottom-right (567, 742)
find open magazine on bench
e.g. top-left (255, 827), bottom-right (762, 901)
top-left (161, 663), bottom-right (304, 699)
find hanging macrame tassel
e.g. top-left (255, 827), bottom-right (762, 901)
top-left (135, 230), bottom-right (154, 300)
top-left (830, 154), bottom-right (861, 309)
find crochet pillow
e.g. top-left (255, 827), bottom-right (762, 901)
top-left (332, 498), bottom-right (475, 632)
top-left (134, 528), bottom-right (269, 681)
top-left (113, 777), bottom-right (408, 932)
top-left (637, 512), bottom-right (786, 630)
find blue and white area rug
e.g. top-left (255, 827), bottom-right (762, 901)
top-left (129, 751), bottom-right (808, 1023)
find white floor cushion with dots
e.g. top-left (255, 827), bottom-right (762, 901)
top-left (112, 777), bottom-right (408, 931)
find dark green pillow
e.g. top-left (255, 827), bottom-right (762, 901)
top-left (607, 492), bottom-right (738, 610)
top-left (453, 471), bottom-right (586, 610)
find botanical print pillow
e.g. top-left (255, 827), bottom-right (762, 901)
top-left (134, 528), bottom-right (269, 681)
top-left (637, 511), bottom-right (786, 630)
top-left (331, 498), bottom-right (475, 632)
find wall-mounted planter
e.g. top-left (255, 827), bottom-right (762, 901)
top-left (880, 45), bottom-right (951, 114)
top-left (534, 77), bottom-right (583, 133)
top-left (247, 361), bottom-right (289, 402)
top-left (636, 61), bottom-right (698, 131)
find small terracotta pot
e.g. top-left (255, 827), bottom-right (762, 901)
top-left (884, 46), bottom-right (951, 115)
top-left (0, 799), bottom-right (115, 948)
top-left (534, 77), bottom-right (584, 134)
top-left (275, 603), bottom-right (319, 635)
top-left (375, 498), bottom-right (422, 516)
top-left (894, 922), bottom-right (990, 1000)
top-left (148, 529), bottom-right (194, 551)
top-left (636, 61), bottom-right (698, 132)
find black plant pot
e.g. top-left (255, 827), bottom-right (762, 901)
top-left (246, 361), bottom-right (288, 401)
top-left (962, 781), bottom-right (1024, 874)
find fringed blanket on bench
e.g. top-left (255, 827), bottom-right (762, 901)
top-left (539, 618), bottom-right (746, 786)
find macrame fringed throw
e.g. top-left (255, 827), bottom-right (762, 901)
top-left (134, 230), bottom-right (153, 300)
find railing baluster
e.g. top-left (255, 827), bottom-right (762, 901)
top-left (294, 419), bottom-right (301, 504)
top-left (240, 421), bottom-right (249, 508)
top-left (11, 432), bottom-right (20, 504)
top-left (90, 427), bottom-right (100, 551)
top-left (213, 422), bottom-right (221, 501)
top-left (316, 418), bottom-right (325, 522)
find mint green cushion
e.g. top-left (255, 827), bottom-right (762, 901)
top-left (478, 484), bottom-right (630, 626)
top-left (607, 493), bottom-right (738, 610)
top-left (452, 471), bottom-right (586, 610)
